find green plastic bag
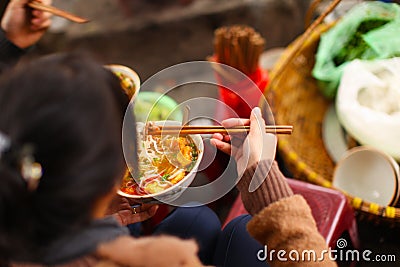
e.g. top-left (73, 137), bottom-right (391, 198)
top-left (134, 92), bottom-right (183, 122)
top-left (312, 1), bottom-right (400, 98)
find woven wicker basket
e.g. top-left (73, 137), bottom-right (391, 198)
top-left (263, 22), bottom-right (400, 226)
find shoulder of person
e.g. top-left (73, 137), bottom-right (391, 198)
top-left (10, 255), bottom-right (119, 267)
top-left (96, 235), bottom-right (199, 266)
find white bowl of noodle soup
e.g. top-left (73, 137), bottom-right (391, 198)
top-left (118, 121), bottom-right (204, 204)
top-left (104, 64), bottom-right (140, 101)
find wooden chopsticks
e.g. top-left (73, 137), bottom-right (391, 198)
top-left (27, 1), bottom-right (89, 24)
top-left (146, 125), bottom-right (293, 135)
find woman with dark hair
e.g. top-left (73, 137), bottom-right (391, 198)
top-left (0, 53), bottom-right (203, 266)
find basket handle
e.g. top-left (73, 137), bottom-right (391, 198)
top-left (267, 0), bottom-right (342, 91)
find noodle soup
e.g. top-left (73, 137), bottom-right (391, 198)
top-left (104, 64), bottom-right (140, 100)
top-left (121, 131), bottom-right (200, 197)
top-left (119, 121), bottom-right (203, 203)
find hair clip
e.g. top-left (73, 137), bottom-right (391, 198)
top-left (20, 146), bottom-right (42, 191)
top-left (0, 131), bottom-right (10, 159)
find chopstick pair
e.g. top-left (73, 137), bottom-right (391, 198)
top-left (146, 125), bottom-right (293, 135)
top-left (27, 0), bottom-right (89, 24)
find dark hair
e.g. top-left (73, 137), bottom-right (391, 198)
top-left (0, 53), bottom-right (130, 262)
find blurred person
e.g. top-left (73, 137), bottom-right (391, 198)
top-left (210, 108), bottom-right (337, 267)
top-left (0, 0), bottom-right (52, 65)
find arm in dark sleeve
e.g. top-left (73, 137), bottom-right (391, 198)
top-left (0, 29), bottom-right (26, 66)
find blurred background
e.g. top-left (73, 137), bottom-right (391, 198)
top-left (1, 0), bottom-right (311, 80)
top-left (2, 1), bottom-right (399, 265)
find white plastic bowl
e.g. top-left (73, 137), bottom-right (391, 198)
top-left (333, 146), bottom-right (400, 206)
top-left (118, 121), bottom-right (204, 204)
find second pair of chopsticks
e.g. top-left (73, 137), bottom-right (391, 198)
top-left (27, 0), bottom-right (89, 24)
top-left (146, 125), bottom-right (293, 135)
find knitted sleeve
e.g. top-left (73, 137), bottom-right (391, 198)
top-left (236, 160), bottom-right (293, 215)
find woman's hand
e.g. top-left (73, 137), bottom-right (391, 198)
top-left (1, 0), bottom-right (52, 49)
top-left (210, 107), bottom-right (277, 176)
top-left (106, 196), bottom-right (159, 226)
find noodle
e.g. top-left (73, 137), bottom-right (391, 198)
top-left (121, 133), bottom-right (198, 196)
